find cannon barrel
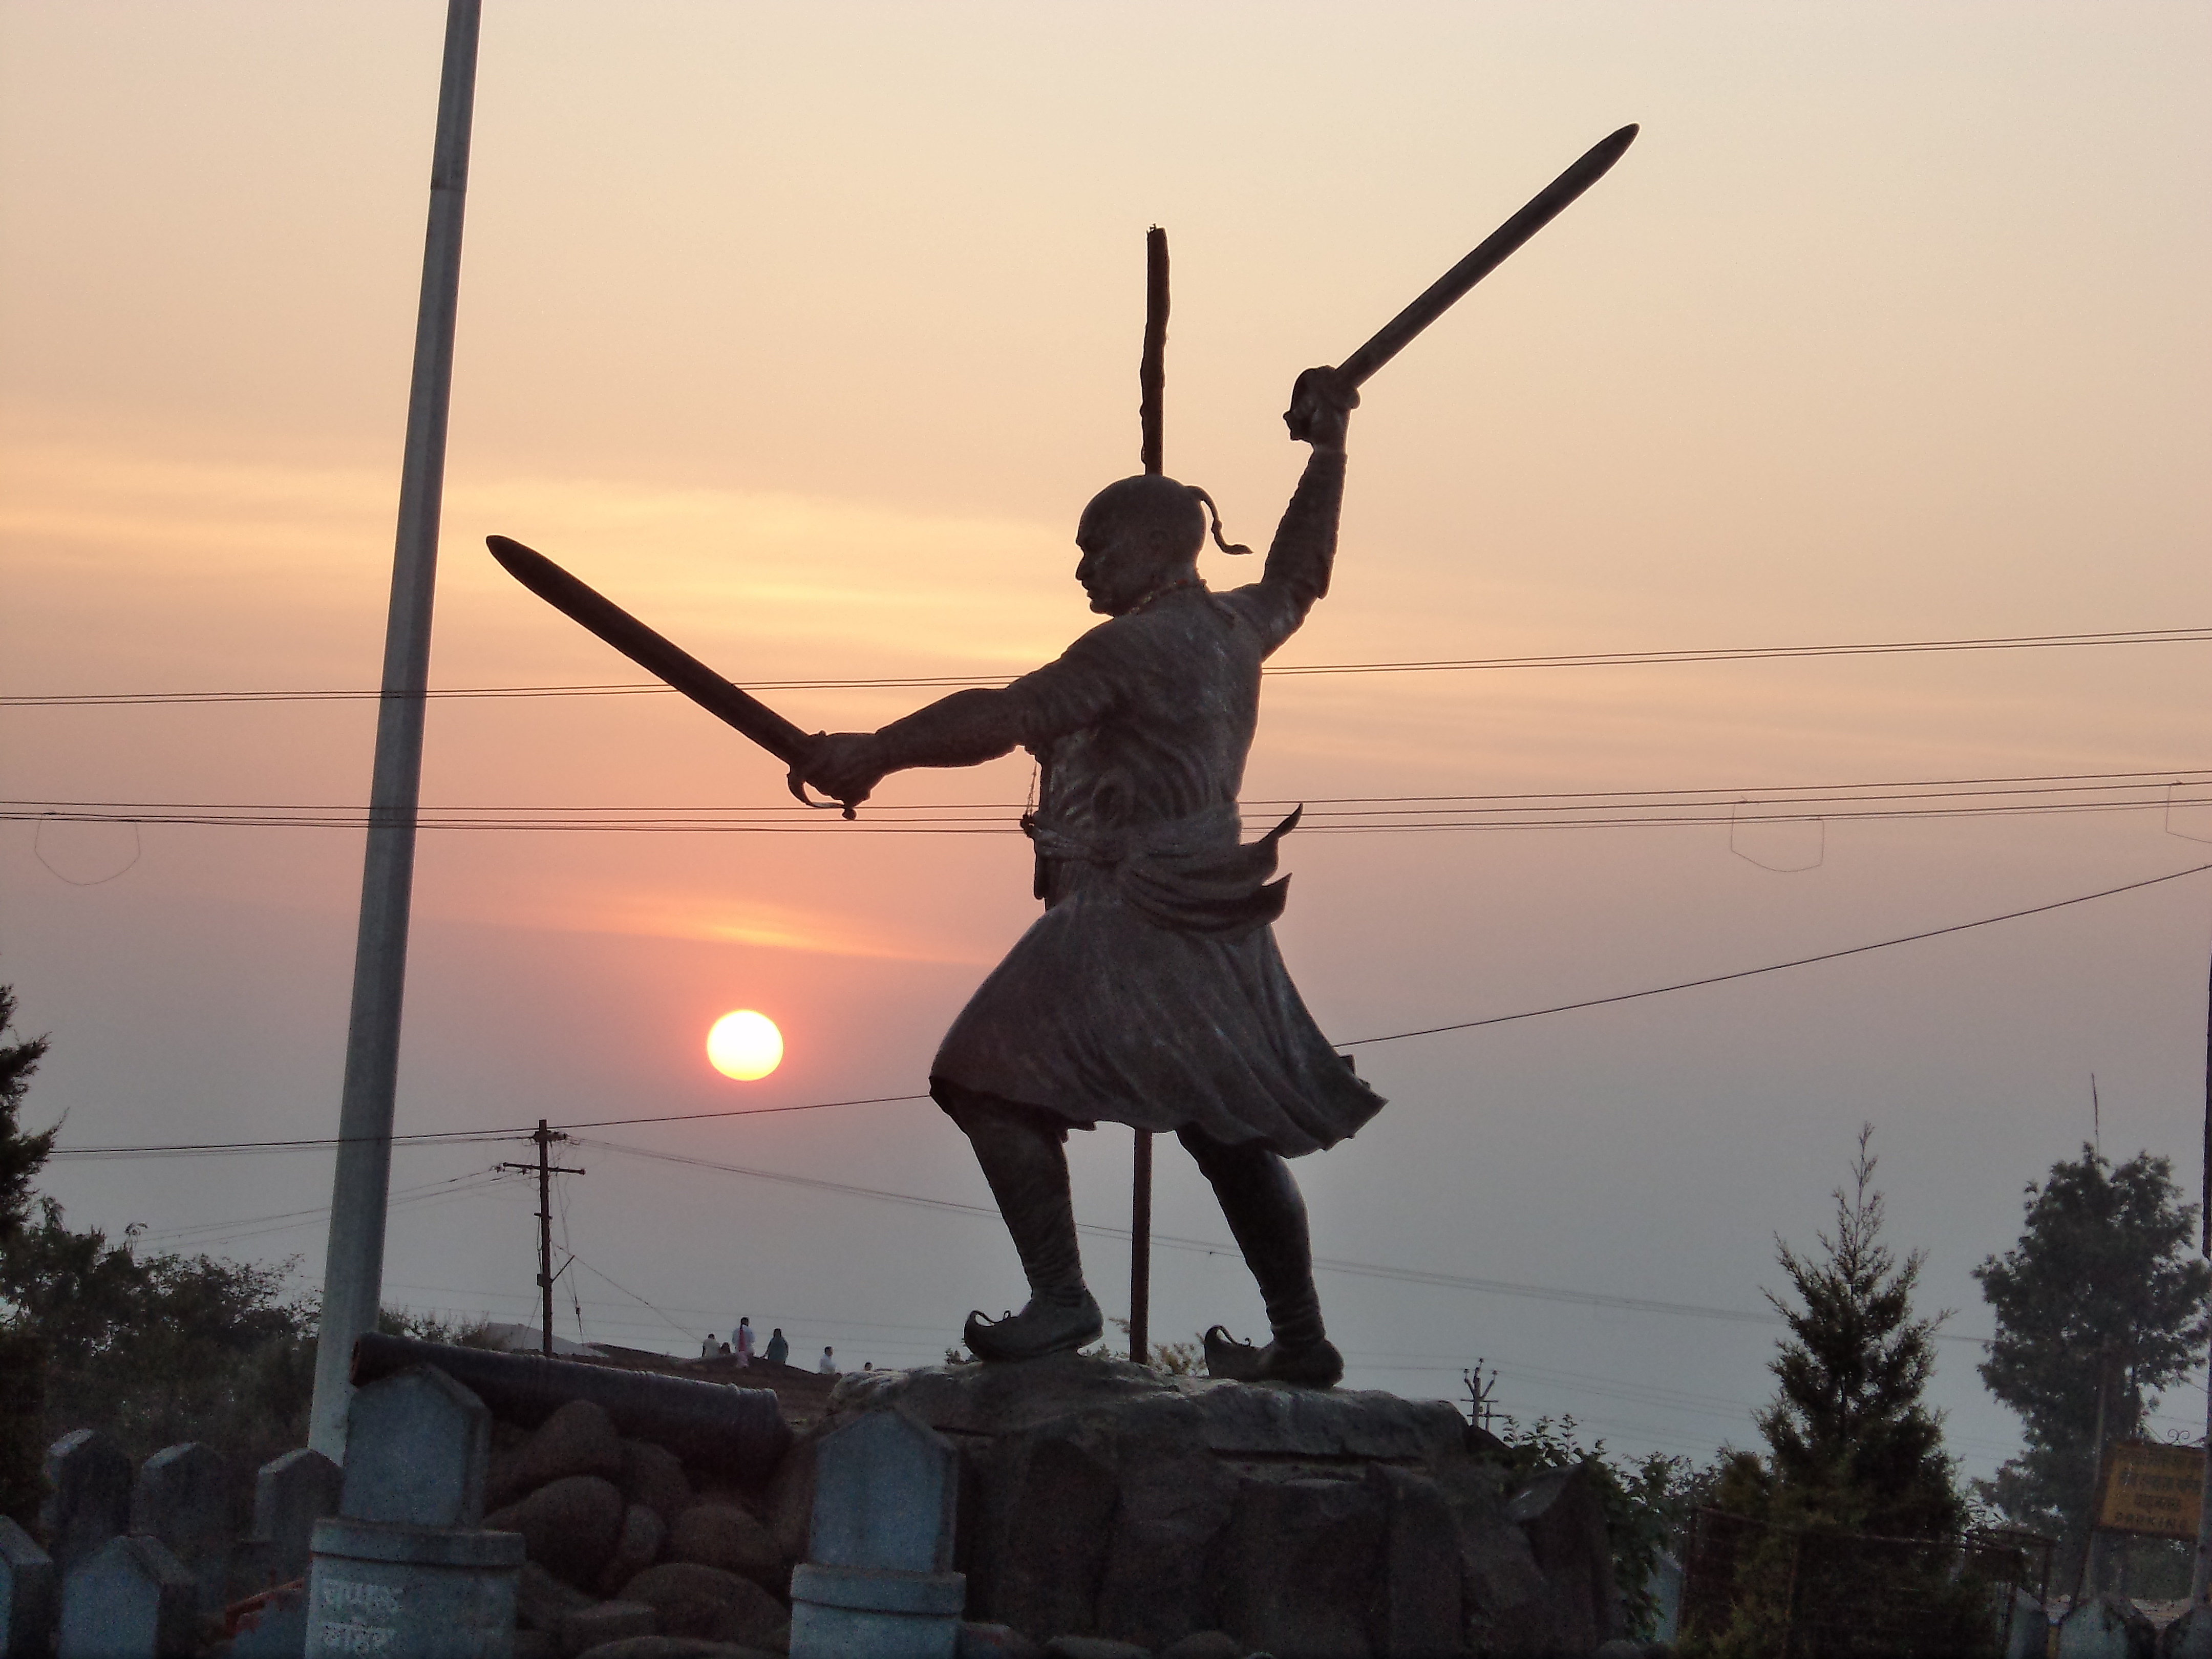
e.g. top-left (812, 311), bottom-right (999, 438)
top-left (352, 1332), bottom-right (792, 1481)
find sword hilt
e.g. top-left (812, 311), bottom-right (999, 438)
top-left (787, 753), bottom-right (859, 820)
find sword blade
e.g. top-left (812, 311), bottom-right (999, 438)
top-left (1334, 122), bottom-right (1638, 392)
top-left (486, 535), bottom-right (812, 765)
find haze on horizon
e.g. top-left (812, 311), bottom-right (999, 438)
top-left (3, 2), bottom-right (2209, 1484)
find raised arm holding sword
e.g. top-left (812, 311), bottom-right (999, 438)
top-left (491, 124), bottom-right (1636, 1385)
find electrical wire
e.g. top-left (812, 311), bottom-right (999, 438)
top-left (11, 768), bottom-right (2207, 837)
top-left (576, 1135), bottom-right (1996, 1347)
top-left (7, 621), bottom-right (2207, 708)
top-left (1336, 857), bottom-right (2212, 1047)
top-left (43, 857), bottom-right (2212, 1161)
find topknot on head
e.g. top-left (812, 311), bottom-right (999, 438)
top-left (1079, 474), bottom-right (1249, 559)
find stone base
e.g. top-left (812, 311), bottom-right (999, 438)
top-left (790, 1562), bottom-right (965, 1658)
top-left (306, 1518), bottom-right (524, 1659)
top-left (804, 1353), bottom-right (1622, 1656)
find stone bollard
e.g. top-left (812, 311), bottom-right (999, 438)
top-left (338, 1364), bottom-right (492, 1528)
top-left (57, 1534), bottom-right (197, 1659)
top-left (242, 1447), bottom-right (345, 1594)
top-left (303, 1363), bottom-right (520, 1658)
top-left (790, 1406), bottom-right (966, 1659)
top-left (1, 1514), bottom-right (58, 1658)
top-left (133, 1441), bottom-right (233, 1619)
top-left (38, 1429), bottom-right (131, 1585)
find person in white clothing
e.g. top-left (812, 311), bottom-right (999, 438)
top-left (817, 1346), bottom-right (837, 1374)
top-left (700, 1332), bottom-right (718, 1358)
top-left (733, 1317), bottom-right (755, 1367)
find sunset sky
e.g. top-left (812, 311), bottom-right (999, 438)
top-left (5, 3), bottom-right (2209, 1479)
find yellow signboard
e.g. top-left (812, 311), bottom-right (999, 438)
top-left (2096, 1440), bottom-right (2204, 1540)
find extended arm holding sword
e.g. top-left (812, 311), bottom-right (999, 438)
top-left (487, 123), bottom-right (1636, 819)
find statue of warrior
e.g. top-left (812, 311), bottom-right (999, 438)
top-left (799, 370), bottom-right (1378, 1386)
top-left (491, 128), bottom-right (1636, 1389)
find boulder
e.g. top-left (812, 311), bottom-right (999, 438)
top-left (1433, 1457), bottom-right (1557, 1653)
top-left (561, 1598), bottom-right (659, 1658)
top-left (977, 1436), bottom-right (1118, 1639)
top-left (597, 1502), bottom-right (670, 1597)
top-left (1370, 1462), bottom-right (1463, 1656)
top-left (1094, 1451), bottom-right (1237, 1646)
top-left (1215, 1474), bottom-right (1385, 1655)
top-left (1157, 1635), bottom-right (1243, 1659)
top-left (762, 1429), bottom-right (817, 1566)
top-left (621, 1561), bottom-right (789, 1648)
top-left (621, 1438), bottom-right (696, 1531)
top-left (1044, 1640), bottom-right (1150, 1659)
top-left (498, 1399), bottom-right (628, 1507)
top-left (1507, 1463), bottom-right (1623, 1651)
top-left (671, 1501), bottom-right (784, 1586)
top-left (960, 1624), bottom-right (1046, 1658)
top-left (575, 1641), bottom-right (777, 1659)
top-left (2060, 1593), bottom-right (2157, 1659)
top-left (493, 1475), bottom-right (629, 1589)
top-left (518, 1558), bottom-right (598, 1633)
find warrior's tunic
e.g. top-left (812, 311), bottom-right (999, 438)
top-left (930, 450), bottom-right (1385, 1156)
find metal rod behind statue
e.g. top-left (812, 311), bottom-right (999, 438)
top-left (1129, 225), bottom-right (1169, 1367)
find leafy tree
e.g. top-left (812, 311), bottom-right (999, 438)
top-left (1755, 1124), bottom-right (1963, 1539)
top-left (0, 985), bottom-right (495, 1529)
top-left (1973, 1144), bottom-right (2211, 1580)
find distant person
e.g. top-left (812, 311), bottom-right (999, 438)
top-left (719, 1341), bottom-right (732, 1357)
top-left (700, 1332), bottom-right (718, 1358)
top-left (764, 1327), bottom-right (789, 1366)
top-left (734, 1317), bottom-right (755, 1367)
top-left (817, 1345), bottom-right (837, 1374)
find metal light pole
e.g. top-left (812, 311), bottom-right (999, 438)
top-left (308, 0), bottom-right (483, 1459)
top-left (1128, 226), bottom-right (1167, 1368)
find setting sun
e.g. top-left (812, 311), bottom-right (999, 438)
top-left (706, 1010), bottom-right (784, 1081)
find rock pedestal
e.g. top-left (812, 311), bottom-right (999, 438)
top-left (817, 1353), bottom-right (1622, 1656)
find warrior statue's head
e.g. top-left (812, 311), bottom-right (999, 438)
top-left (1074, 474), bottom-right (1249, 616)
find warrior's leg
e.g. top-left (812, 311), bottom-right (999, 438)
top-left (934, 1080), bottom-right (1103, 1361)
top-left (1179, 1127), bottom-right (1344, 1388)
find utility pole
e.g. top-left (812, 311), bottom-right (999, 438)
top-left (500, 1121), bottom-right (584, 1355)
top-left (306, 0), bottom-right (483, 1458)
top-left (1128, 225), bottom-right (1168, 1369)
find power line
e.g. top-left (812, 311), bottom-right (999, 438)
top-left (1337, 857), bottom-right (2212, 1047)
top-left (577, 1135), bottom-right (1995, 1347)
top-left (43, 1093), bottom-right (931, 1162)
top-left (44, 858), bottom-right (2212, 1160)
top-left (11, 766), bottom-right (2207, 837)
top-left (6, 622), bottom-right (2206, 708)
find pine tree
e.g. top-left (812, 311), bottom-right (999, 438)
top-left (0, 984), bottom-right (55, 1248)
top-left (1756, 1123), bottom-right (1963, 1538)
top-left (1972, 1144), bottom-right (2210, 1571)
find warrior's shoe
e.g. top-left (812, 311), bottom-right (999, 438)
top-left (964, 1289), bottom-right (1104, 1363)
top-left (1203, 1324), bottom-right (1345, 1388)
